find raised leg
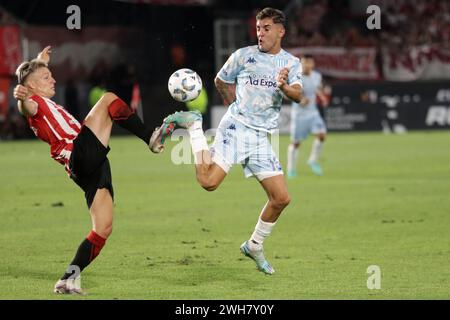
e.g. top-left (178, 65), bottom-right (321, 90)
top-left (83, 92), bottom-right (116, 148)
top-left (84, 92), bottom-right (151, 148)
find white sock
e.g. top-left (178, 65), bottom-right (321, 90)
top-left (308, 138), bottom-right (323, 164)
top-left (187, 121), bottom-right (208, 163)
top-left (188, 121), bottom-right (208, 153)
top-left (287, 144), bottom-right (298, 172)
top-left (249, 217), bottom-right (276, 249)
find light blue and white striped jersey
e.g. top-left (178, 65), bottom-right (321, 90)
top-left (292, 70), bottom-right (322, 116)
top-left (217, 45), bottom-right (302, 132)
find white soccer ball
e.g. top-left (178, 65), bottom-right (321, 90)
top-left (168, 68), bottom-right (203, 102)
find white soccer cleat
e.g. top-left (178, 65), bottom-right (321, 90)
top-left (240, 241), bottom-right (275, 275)
top-left (53, 278), bottom-right (85, 295)
top-left (53, 279), bottom-right (69, 294)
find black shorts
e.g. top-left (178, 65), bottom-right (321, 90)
top-left (69, 125), bottom-right (114, 208)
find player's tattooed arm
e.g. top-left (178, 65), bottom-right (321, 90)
top-left (14, 85), bottom-right (38, 117)
top-left (280, 83), bottom-right (302, 103)
top-left (215, 77), bottom-right (236, 106)
top-left (277, 68), bottom-right (301, 103)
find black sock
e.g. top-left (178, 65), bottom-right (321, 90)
top-left (61, 239), bottom-right (91, 280)
top-left (115, 113), bottom-right (152, 144)
top-left (61, 231), bottom-right (106, 280)
top-left (108, 98), bottom-right (152, 144)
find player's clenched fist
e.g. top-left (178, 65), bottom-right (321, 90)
top-left (300, 97), bottom-right (310, 107)
top-left (277, 67), bottom-right (289, 88)
top-left (13, 84), bottom-right (30, 101)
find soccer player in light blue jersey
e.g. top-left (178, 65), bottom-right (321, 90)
top-left (287, 54), bottom-right (329, 178)
top-left (150, 8), bottom-right (302, 275)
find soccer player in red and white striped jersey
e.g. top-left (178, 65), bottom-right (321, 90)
top-left (27, 93), bottom-right (81, 175)
top-left (14, 46), bottom-right (159, 294)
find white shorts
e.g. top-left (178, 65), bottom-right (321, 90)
top-left (211, 111), bottom-right (283, 181)
top-left (290, 111), bottom-right (327, 143)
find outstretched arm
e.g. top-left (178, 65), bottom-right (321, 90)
top-left (214, 77), bottom-right (236, 107)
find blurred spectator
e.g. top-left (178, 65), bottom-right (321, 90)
top-left (109, 63), bottom-right (136, 105)
top-left (247, 9), bottom-right (258, 44)
top-left (170, 44), bottom-right (187, 68)
top-left (186, 87), bottom-right (208, 115)
top-left (0, 105), bottom-right (32, 140)
top-left (88, 61), bottom-right (109, 107)
top-left (286, 0), bottom-right (450, 48)
top-left (65, 79), bottom-right (81, 121)
top-left (88, 79), bottom-right (107, 108)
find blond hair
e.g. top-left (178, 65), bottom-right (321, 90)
top-left (15, 59), bottom-right (48, 85)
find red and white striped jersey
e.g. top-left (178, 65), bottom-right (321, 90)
top-left (27, 95), bottom-right (81, 175)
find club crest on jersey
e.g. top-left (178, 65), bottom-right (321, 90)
top-left (246, 57), bottom-right (256, 64)
top-left (275, 58), bottom-right (288, 68)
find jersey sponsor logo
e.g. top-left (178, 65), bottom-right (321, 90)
top-left (245, 74), bottom-right (277, 88)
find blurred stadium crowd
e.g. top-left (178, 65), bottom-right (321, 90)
top-left (0, 0), bottom-right (449, 140)
top-left (287, 0), bottom-right (450, 48)
top-left (285, 0), bottom-right (449, 47)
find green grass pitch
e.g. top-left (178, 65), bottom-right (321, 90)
top-left (0, 131), bottom-right (449, 299)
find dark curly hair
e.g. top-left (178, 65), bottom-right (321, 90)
top-left (256, 7), bottom-right (286, 27)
